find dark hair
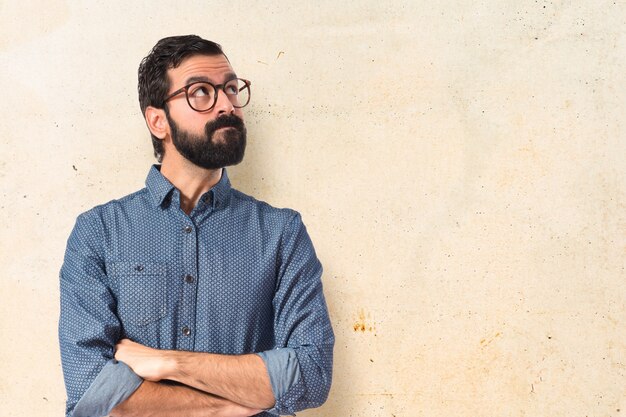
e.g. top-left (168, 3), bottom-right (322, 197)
top-left (138, 35), bottom-right (226, 162)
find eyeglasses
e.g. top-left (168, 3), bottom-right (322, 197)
top-left (163, 78), bottom-right (251, 112)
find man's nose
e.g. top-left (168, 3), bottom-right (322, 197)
top-left (214, 88), bottom-right (235, 115)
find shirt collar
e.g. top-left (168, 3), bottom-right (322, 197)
top-left (207, 168), bottom-right (232, 209)
top-left (146, 165), bottom-right (174, 207)
top-left (145, 164), bottom-right (232, 209)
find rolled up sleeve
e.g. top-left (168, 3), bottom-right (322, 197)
top-left (256, 347), bottom-right (301, 415)
top-left (268, 212), bottom-right (335, 415)
top-left (59, 211), bottom-right (143, 417)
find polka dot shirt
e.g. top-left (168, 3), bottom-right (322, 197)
top-left (59, 165), bottom-right (334, 416)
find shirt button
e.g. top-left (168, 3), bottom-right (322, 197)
top-left (182, 326), bottom-right (191, 336)
top-left (183, 225), bottom-right (193, 233)
top-left (184, 274), bottom-right (194, 283)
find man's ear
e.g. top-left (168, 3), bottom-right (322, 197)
top-left (145, 106), bottom-right (169, 139)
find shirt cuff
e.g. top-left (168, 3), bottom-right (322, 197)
top-left (256, 348), bottom-right (301, 416)
top-left (72, 359), bottom-right (143, 417)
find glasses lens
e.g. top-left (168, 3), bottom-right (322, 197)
top-left (225, 79), bottom-right (250, 108)
top-left (187, 82), bottom-right (216, 111)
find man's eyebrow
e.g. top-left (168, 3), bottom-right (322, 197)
top-left (184, 72), bottom-right (238, 85)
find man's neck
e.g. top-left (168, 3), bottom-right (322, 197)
top-left (160, 157), bottom-right (222, 216)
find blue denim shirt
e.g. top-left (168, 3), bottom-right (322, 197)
top-left (59, 165), bottom-right (334, 416)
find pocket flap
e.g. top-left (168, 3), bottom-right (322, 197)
top-left (107, 261), bottom-right (167, 276)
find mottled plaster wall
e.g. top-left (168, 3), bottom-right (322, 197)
top-left (0, 1), bottom-right (624, 416)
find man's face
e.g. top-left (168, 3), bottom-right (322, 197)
top-left (164, 54), bottom-right (247, 169)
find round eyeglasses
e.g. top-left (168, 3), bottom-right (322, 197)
top-left (163, 78), bottom-right (251, 112)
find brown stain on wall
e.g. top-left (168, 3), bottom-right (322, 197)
top-left (353, 308), bottom-right (376, 333)
top-left (480, 331), bottom-right (502, 348)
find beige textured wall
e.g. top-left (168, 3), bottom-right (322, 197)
top-left (1, 1), bottom-right (624, 416)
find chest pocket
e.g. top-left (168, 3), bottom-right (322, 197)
top-left (108, 262), bottom-right (168, 326)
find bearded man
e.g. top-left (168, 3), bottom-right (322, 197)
top-left (59, 35), bottom-right (334, 417)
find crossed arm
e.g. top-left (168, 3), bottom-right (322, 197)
top-left (109, 380), bottom-right (261, 417)
top-left (109, 339), bottom-right (273, 416)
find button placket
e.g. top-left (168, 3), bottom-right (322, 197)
top-left (179, 220), bottom-right (197, 350)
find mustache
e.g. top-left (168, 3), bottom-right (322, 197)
top-left (205, 114), bottom-right (246, 134)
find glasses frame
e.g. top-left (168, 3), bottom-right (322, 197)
top-left (162, 78), bottom-right (252, 112)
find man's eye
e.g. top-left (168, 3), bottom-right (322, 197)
top-left (225, 84), bottom-right (239, 95)
top-left (191, 86), bottom-right (211, 97)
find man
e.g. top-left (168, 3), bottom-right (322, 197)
top-left (59, 35), bottom-right (334, 417)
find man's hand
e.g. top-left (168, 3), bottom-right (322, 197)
top-left (114, 339), bottom-right (175, 382)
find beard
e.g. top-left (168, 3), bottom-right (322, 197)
top-left (167, 112), bottom-right (247, 170)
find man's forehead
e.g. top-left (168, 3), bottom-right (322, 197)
top-left (168, 54), bottom-right (235, 84)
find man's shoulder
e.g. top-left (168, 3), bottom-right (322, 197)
top-left (230, 188), bottom-right (300, 224)
top-left (74, 187), bottom-right (150, 223)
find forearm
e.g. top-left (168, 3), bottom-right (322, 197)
top-left (109, 380), bottom-right (261, 417)
top-left (163, 351), bottom-right (275, 410)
